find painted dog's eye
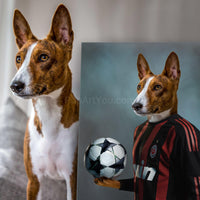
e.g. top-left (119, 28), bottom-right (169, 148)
top-left (153, 84), bottom-right (162, 91)
top-left (137, 84), bottom-right (141, 91)
top-left (39, 54), bottom-right (49, 62)
top-left (16, 55), bottom-right (21, 64)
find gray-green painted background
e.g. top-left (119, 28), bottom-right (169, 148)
top-left (78, 43), bottom-right (200, 200)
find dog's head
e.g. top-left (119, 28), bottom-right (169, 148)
top-left (10, 5), bottom-right (73, 99)
top-left (132, 52), bottom-right (181, 121)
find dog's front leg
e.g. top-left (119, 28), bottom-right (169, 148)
top-left (63, 148), bottom-right (78, 200)
top-left (26, 176), bottom-right (40, 200)
top-left (64, 169), bottom-right (77, 200)
top-left (24, 126), bottom-right (41, 200)
top-left (65, 175), bottom-right (72, 200)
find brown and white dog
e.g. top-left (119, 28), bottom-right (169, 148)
top-left (10, 5), bottom-right (79, 200)
top-left (132, 52), bottom-right (180, 122)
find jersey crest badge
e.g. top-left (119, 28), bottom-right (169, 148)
top-left (150, 144), bottom-right (157, 158)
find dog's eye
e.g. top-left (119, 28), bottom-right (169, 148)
top-left (16, 56), bottom-right (21, 64)
top-left (153, 84), bottom-right (162, 91)
top-left (137, 84), bottom-right (141, 91)
top-left (39, 54), bottom-right (49, 62)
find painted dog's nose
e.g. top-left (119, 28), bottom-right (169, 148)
top-left (10, 81), bottom-right (25, 93)
top-left (132, 102), bottom-right (143, 111)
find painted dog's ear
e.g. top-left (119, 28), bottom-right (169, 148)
top-left (137, 54), bottom-right (153, 80)
top-left (13, 10), bottom-right (36, 48)
top-left (48, 4), bottom-right (73, 47)
top-left (162, 52), bottom-right (181, 82)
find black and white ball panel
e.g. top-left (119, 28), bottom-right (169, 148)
top-left (84, 137), bottom-right (127, 178)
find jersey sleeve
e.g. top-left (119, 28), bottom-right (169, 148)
top-left (174, 122), bottom-right (200, 200)
top-left (119, 178), bottom-right (134, 192)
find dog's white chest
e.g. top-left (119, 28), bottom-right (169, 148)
top-left (28, 95), bottom-right (79, 180)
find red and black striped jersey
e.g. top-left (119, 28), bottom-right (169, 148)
top-left (119, 114), bottom-right (200, 200)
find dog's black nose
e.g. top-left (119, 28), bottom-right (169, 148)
top-left (132, 103), bottom-right (143, 111)
top-left (10, 81), bottom-right (25, 93)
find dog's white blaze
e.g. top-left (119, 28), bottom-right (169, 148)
top-left (12, 42), bottom-right (37, 86)
top-left (29, 88), bottom-right (78, 199)
top-left (133, 76), bottom-right (154, 111)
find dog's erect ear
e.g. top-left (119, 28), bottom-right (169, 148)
top-left (137, 54), bottom-right (153, 80)
top-left (48, 4), bottom-right (73, 47)
top-left (13, 10), bottom-right (36, 48)
top-left (162, 52), bottom-right (181, 81)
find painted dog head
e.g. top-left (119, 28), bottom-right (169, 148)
top-left (132, 52), bottom-right (181, 122)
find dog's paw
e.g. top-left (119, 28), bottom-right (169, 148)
top-left (94, 177), bottom-right (120, 189)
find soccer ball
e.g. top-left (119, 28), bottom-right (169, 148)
top-left (84, 137), bottom-right (127, 178)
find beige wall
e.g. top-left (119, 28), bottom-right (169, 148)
top-left (1, 0), bottom-right (200, 114)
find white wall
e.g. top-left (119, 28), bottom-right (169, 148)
top-left (0, 0), bottom-right (16, 107)
top-left (1, 0), bottom-right (200, 114)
